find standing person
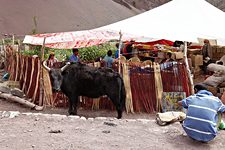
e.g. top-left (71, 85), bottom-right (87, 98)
top-left (69, 48), bottom-right (80, 62)
top-left (123, 40), bottom-right (135, 59)
top-left (46, 52), bottom-right (58, 68)
top-left (103, 50), bottom-right (114, 68)
top-left (202, 39), bottom-right (213, 74)
top-left (115, 43), bottom-right (120, 59)
top-left (178, 84), bottom-right (225, 142)
top-left (160, 52), bottom-right (174, 63)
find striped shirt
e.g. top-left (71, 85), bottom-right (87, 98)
top-left (182, 90), bottom-right (225, 142)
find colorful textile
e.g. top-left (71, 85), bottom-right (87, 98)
top-left (161, 92), bottom-right (186, 112)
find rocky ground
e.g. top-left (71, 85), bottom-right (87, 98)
top-left (1, 95), bottom-right (225, 150)
top-left (1, 69), bottom-right (225, 150)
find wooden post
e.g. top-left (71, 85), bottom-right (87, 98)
top-left (154, 62), bottom-right (163, 112)
top-left (184, 41), bottom-right (194, 94)
top-left (12, 34), bottom-right (15, 45)
top-left (118, 31), bottom-right (123, 74)
top-left (39, 37), bottom-right (46, 106)
top-left (17, 39), bottom-right (21, 81)
top-left (0, 92), bottom-right (43, 111)
top-left (2, 39), bottom-right (6, 68)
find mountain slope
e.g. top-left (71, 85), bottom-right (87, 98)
top-left (1, 0), bottom-right (225, 38)
top-left (121, 0), bottom-right (225, 11)
top-left (0, 0), bottom-right (140, 37)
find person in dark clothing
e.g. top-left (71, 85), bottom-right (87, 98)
top-left (173, 41), bottom-right (184, 47)
top-left (161, 52), bottom-right (174, 63)
top-left (201, 39), bottom-right (213, 74)
top-left (123, 40), bottom-right (135, 59)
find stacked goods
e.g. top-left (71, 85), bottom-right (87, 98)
top-left (191, 55), bottom-right (203, 67)
top-left (187, 49), bottom-right (203, 77)
top-left (188, 49), bottom-right (202, 67)
top-left (187, 49), bottom-right (202, 56)
top-left (211, 46), bottom-right (225, 61)
top-left (192, 55), bottom-right (203, 77)
top-left (173, 52), bottom-right (184, 60)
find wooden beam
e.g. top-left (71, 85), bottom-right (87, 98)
top-left (39, 37), bottom-right (46, 106)
top-left (0, 92), bottom-right (43, 111)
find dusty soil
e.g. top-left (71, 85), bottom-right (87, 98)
top-left (1, 99), bottom-right (225, 150)
top-left (1, 70), bottom-right (225, 149)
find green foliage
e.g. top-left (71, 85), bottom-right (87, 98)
top-left (15, 42), bottom-right (118, 62)
top-left (1, 38), bottom-right (14, 45)
top-left (44, 42), bottom-right (117, 62)
top-left (21, 49), bottom-right (39, 56)
top-left (79, 43), bottom-right (117, 61)
top-left (47, 48), bottom-right (71, 61)
top-left (4, 38), bottom-right (12, 44)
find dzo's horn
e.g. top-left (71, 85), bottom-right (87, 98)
top-left (43, 60), bottom-right (51, 72)
top-left (61, 62), bottom-right (70, 72)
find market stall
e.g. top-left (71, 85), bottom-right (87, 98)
top-left (16, 0), bottom-right (225, 113)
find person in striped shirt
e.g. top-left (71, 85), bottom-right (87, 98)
top-left (179, 84), bottom-right (225, 142)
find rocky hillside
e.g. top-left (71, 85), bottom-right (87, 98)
top-left (1, 0), bottom-right (225, 38)
top-left (0, 0), bottom-right (140, 37)
top-left (117, 0), bottom-right (225, 11)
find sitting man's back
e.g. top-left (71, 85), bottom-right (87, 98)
top-left (180, 84), bottom-right (225, 142)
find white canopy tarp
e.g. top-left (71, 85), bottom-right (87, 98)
top-left (97, 0), bottom-right (225, 45)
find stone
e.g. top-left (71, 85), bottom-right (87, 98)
top-left (32, 113), bottom-right (42, 116)
top-left (137, 119), bottom-right (151, 124)
top-left (22, 112), bottom-right (33, 116)
top-left (87, 118), bottom-right (94, 121)
top-left (1, 111), bottom-right (20, 118)
top-left (68, 115), bottom-right (80, 119)
top-left (95, 117), bottom-right (107, 120)
top-left (125, 119), bottom-right (136, 122)
top-left (8, 111), bottom-right (20, 118)
top-left (80, 116), bottom-right (86, 120)
top-left (11, 88), bottom-right (25, 98)
top-left (0, 85), bottom-right (11, 93)
top-left (51, 114), bottom-right (67, 118)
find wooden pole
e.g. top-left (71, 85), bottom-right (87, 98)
top-left (39, 37), bottom-right (46, 106)
top-left (184, 41), bottom-right (194, 94)
top-left (12, 35), bottom-right (15, 45)
top-left (154, 62), bottom-right (163, 112)
top-left (2, 39), bottom-right (6, 69)
top-left (17, 39), bottom-right (22, 81)
top-left (0, 92), bottom-right (43, 111)
top-left (118, 31), bottom-right (123, 74)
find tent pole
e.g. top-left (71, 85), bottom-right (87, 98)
top-left (39, 37), bottom-right (46, 106)
top-left (184, 41), bottom-right (194, 94)
top-left (118, 31), bottom-right (123, 74)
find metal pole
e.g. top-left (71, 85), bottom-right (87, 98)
top-left (118, 31), bottom-right (123, 74)
top-left (184, 41), bottom-right (194, 94)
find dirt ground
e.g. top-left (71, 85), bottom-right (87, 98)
top-left (1, 70), bottom-right (225, 150)
top-left (1, 99), bottom-right (225, 150)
